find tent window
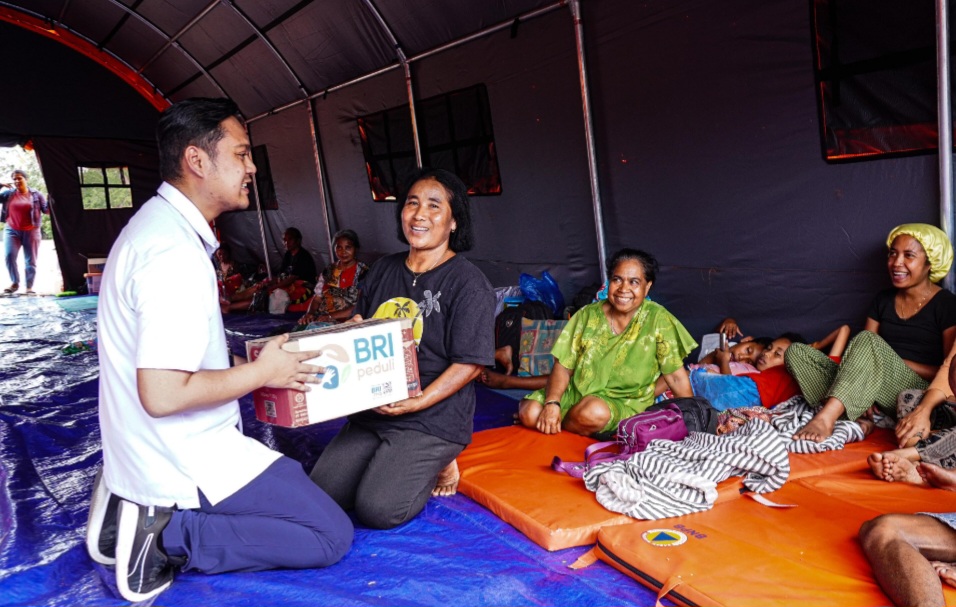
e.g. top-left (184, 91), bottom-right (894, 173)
top-left (813, 0), bottom-right (942, 161)
top-left (77, 165), bottom-right (132, 210)
top-left (358, 84), bottom-right (502, 201)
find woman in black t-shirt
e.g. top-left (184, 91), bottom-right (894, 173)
top-left (309, 169), bottom-right (495, 530)
top-left (785, 223), bottom-right (956, 443)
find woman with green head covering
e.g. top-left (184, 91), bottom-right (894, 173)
top-left (784, 223), bottom-right (956, 444)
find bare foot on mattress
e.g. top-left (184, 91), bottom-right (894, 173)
top-left (931, 561), bottom-right (956, 587)
top-left (792, 399), bottom-right (843, 442)
top-left (867, 452), bottom-right (889, 480)
top-left (856, 418), bottom-right (875, 437)
top-left (918, 462), bottom-right (956, 492)
top-left (793, 416), bottom-right (835, 443)
top-left (868, 452), bottom-right (925, 485)
top-left (432, 459), bottom-right (460, 497)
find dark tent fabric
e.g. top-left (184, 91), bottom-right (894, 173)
top-left (33, 138), bottom-right (161, 291)
top-left (0, 20), bottom-right (159, 142)
top-left (0, 0), bottom-right (947, 341)
top-left (0, 0), bottom-right (954, 604)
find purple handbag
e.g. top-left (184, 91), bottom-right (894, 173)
top-left (552, 403), bottom-right (689, 478)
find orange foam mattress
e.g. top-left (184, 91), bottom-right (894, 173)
top-left (459, 426), bottom-right (899, 551)
top-left (457, 425), bottom-right (634, 551)
top-left (714, 427), bottom-right (898, 500)
top-left (594, 470), bottom-right (956, 606)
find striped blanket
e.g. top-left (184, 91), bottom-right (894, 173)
top-left (583, 398), bottom-right (865, 520)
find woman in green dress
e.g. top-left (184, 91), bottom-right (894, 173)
top-left (518, 248), bottom-right (697, 436)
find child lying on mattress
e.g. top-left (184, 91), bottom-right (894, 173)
top-left (688, 324), bottom-right (851, 411)
top-left (696, 317), bottom-right (771, 374)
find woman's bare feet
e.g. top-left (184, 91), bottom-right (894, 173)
top-left (793, 399), bottom-right (843, 442)
top-left (868, 452), bottom-right (926, 485)
top-left (793, 415), bottom-right (836, 442)
top-left (432, 459), bottom-right (460, 497)
top-left (931, 562), bottom-right (956, 587)
top-left (857, 418), bottom-right (876, 437)
top-left (917, 462), bottom-right (956, 492)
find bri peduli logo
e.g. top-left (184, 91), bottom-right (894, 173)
top-left (314, 333), bottom-right (400, 390)
top-left (321, 365), bottom-right (340, 389)
top-left (641, 529), bottom-right (688, 547)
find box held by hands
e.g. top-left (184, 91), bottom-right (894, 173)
top-left (246, 318), bottom-right (421, 427)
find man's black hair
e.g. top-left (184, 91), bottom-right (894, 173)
top-left (157, 98), bottom-right (241, 182)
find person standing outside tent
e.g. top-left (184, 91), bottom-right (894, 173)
top-left (86, 97), bottom-right (352, 603)
top-left (0, 169), bottom-right (49, 294)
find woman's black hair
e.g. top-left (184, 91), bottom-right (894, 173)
top-left (395, 168), bottom-right (474, 252)
top-left (753, 336), bottom-right (774, 349)
top-left (11, 169), bottom-right (27, 180)
top-left (606, 248), bottom-right (659, 283)
top-left (777, 332), bottom-right (807, 345)
top-left (333, 229), bottom-right (360, 250)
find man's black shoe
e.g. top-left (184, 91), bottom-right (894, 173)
top-left (115, 499), bottom-right (175, 602)
top-left (85, 469), bottom-right (119, 566)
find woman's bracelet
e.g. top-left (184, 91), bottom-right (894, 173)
top-left (544, 400), bottom-right (561, 407)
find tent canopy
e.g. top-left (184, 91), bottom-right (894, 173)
top-left (0, 0), bottom-right (947, 342)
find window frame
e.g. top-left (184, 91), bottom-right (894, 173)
top-left (357, 83), bottom-right (503, 201)
top-left (77, 163), bottom-right (133, 210)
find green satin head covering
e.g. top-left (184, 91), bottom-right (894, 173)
top-left (886, 223), bottom-right (954, 283)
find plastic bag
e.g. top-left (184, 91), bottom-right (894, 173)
top-left (493, 285), bottom-right (524, 317)
top-left (269, 288), bottom-right (291, 314)
top-left (519, 271), bottom-right (565, 317)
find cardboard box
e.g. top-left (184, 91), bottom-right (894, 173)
top-left (246, 318), bottom-right (422, 427)
top-left (84, 272), bottom-right (102, 294)
top-left (86, 257), bottom-right (108, 274)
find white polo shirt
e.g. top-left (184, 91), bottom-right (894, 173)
top-left (98, 182), bottom-right (280, 508)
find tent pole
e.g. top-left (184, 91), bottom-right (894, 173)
top-left (360, 0), bottom-right (422, 167)
top-left (402, 51), bottom-right (423, 169)
top-left (938, 0), bottom-right (954, 291)
top-left (569, 0), bottom-right (607, 276)
top-left (307, 100), bottom-right (335, 261)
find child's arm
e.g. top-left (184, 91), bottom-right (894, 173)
top-left (714, 345), bottom-right (733, 375)
top-left (700, 319), bottom-right (743, 365)
top-left (717, 317), bottom-right (743, 339)
top-left (810, 325), bottom-right (851, 357)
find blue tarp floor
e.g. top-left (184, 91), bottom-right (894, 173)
top-left (0, 295), bottom-right (662, 606)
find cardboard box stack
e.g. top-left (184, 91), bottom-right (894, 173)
top-left (246, 318), bottom-right (422, 427)
top-left (84, 257), bottom-right (107, 294)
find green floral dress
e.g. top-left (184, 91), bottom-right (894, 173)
top-left (526, 300), bottom-right (697, 432)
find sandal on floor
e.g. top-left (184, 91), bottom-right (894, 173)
top-left (3, 284), bottom-right (17, 294)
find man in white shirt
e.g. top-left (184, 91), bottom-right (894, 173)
top-left (87, 98), bottom-right (352, 602)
